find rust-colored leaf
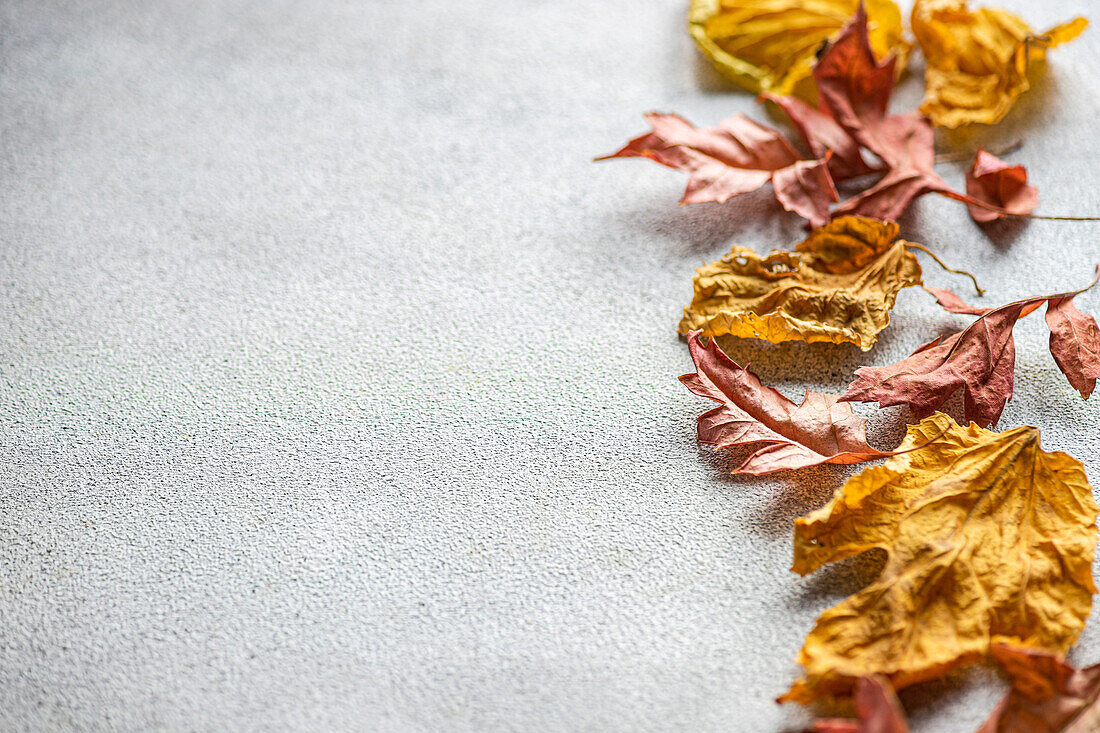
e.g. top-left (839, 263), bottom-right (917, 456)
top-left (688, 0), bottom-right (910, 98)
top-left (596, 112), bottom-right (837, 226)
top-left (965, 149), bottom-right (1039, 223)
top-left (912, 0), bottom-right (1088, 128)
top-left (978, 643), bottom-right (1100, 733)
top-left (812, 676), bottom-right (909, 733)
top-left (766, 4), bottom-right (965, 222)
top-left (680, 331), bottom-right (889, 475)
top-left (679, 217), bottom-right (922, 350)
top-left (782, 414), bottom-right (1099, 703)
top-left (840, 270), bottom-right (1100, 427)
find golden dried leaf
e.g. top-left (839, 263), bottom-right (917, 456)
top-left (912, 0), bottom-right (1088, 128)
top-left (688, 0), bottom-right (911, 98)
top-left (782, 413), bottom-right (1099, 703)
top-left (677, 217), bottom-right (921, 350)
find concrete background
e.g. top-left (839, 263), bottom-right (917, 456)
top-left (2, 0), bottom-right (1098, 730)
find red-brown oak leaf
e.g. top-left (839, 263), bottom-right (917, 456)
top-left (596, 112), bottom-right (837, 226)
top-left (777, 3), bottom-right (955, 221)
top-left (812, 676), bottom-right (909, 733)
top-left (681, 331), bottom-right (889, 475)
top-left (840, 270), bottom-right (1100, 427)
top-left (978, 643), bottom-right (1100, 733)
top-left (965, 150), bottom-right (1039, 223)
top-left (768, 4), bottom-right (1035, 224)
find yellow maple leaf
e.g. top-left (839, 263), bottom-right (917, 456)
top-left (677, 217), bottom-right (922, 351)
top-left (688, 0), bottom-right (911, 98)
top-left (782, 413), bottom-right (1099, 703)
top-left (912, 0), bottom-right (1088, 128)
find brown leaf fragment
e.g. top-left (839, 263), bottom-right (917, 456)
top-left (965, 150), bottom-right (1039, 223)
top-left (812, 676), bottom-right (909, 733)
top-left (679, 217), bottom-right (922, 350)
top-left (840, 271), bottom-right (1100, 427)
top-left (680, 331), bottom-right (889, 475)
top-left (978, 643), bottom-right (1100, 733)
top-left (782, 414), bottom-right (1099, 703)
top-left (1046, 291), bottom-right (1100, 399)
top-left (596, 112), bottom-right (837, 225)
top-left (924, 285), bottom-right (992, 316)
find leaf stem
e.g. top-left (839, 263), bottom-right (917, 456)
top-left (933, 139), bottom-right (1023, 164)
top-left (904, 242), bottom-right (986, 296)
top-left (936, 189), bottom-right (1100, 221)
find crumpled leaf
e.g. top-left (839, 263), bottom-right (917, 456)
top-left (812, 676), bottom-right (909, 733)
top-left (596, 112), bottom-right (837, 225)
top-left (766, 3), bottom-right (960, 221)
top-left (912, 0), bottom-right (1088, 128)
top-left (679, 217), bottom-right (922, 350)
top-left (965, 149), bottom-right (1039, 222)
top-left (978, 643), bottom-right (1100, 733)
top-left (782, 413), bottom-right (1099, 703)
top-left (680, 331), bottom-right (890, 475)
top-left (688, 0), bottom-right (910, 98)
top-left (840, 270), bottom-right (1100, 427)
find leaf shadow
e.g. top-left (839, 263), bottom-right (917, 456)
top-left (692, 52), bottom-right (746, 95)
top-left (605, 188), bottom-right (808, 259)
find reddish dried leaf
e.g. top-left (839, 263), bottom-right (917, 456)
top-left (1046, 292), bottom-right (1100, 399)
top-left (979, 643), bottom-right (1100, 733)
top-left (597, 112), bottom-right (837, 225)
top-left (768, 4), bottom-right (1035, 223)
top-left (812, 676), bottom-right (909, 733)
top-left (965, 150), bottom-right (1039, 223)
top-left (924, 285), bottom-right (993, 316)
top-left (762, 93), bottom-right (877, 181)
top-left (681, 331), bottom-right (888, 475)
top-left (840, 273), bottom-right (1100, 427)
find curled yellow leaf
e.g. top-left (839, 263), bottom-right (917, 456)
top-left (677, 217), bottom-right (921, 350)
top-left (912, 0), bottom-right (1088, 128)
top-left (782, 413), bottom-right (1099, 703)
top-left (688, 0), bottom-right (911, 98)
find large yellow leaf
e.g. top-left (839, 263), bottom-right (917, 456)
top-left (912, 0), bottom-right (1088, 128)
top-left (689, 0), bottom-right (911, 98)
top-left (782, 413), bottom-right (1099, 703)
top-left (677, 216), bottom-right (921, 350)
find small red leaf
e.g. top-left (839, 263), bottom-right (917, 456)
top-left (965, 149), bottom-right (1039, 223)
top-left (979, 643), bottom-right (1100, 733)
top-left (812, 676), bottom-right (909, 733)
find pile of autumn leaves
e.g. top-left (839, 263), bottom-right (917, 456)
top-left (598, 2), bottom-right (1100, 731)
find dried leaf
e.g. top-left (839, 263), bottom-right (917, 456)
top-left (912, 0), bottom-right (1088, 128)
top-left (688, 0), bottom-right (910, 98)
top-left (782, 414), bottom-right (1099, 703)
top-left (679, 217), bottom-right (922, 350)
top-left (812, 676), bottom-right (909, 733)
top-left (840, 271), bottom-right (1100, 427)
top-left (1046, 291), bottom-right (1100, 400)
top-left (965, 149), bottom-right (1039, 222)
top-left (596, 112), bottom-right (837, 225)
top-left (767, 4), bottom-right (960, 221)
top-left (978, 643), bottom-right (1100, 733)
top-left (680, 331), bottom-right (890, 475)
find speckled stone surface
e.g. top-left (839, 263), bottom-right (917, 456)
top-left (2, 1), bottom-right (1099, 730)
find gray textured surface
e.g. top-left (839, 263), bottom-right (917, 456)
top-left (2, 0), bottom-right (1099, 730)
